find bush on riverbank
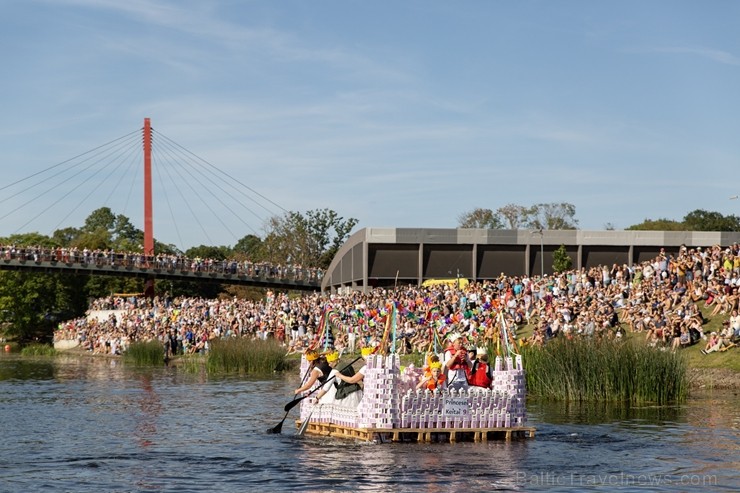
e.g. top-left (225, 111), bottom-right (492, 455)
top-left (124, 341), bottom-right (165, 365)
top-left (521, 337), bottom-right (688, 404)
top-left (20, 343), bottom-right (56, 356)
top-left (205, 338), bottom-right (289, 374)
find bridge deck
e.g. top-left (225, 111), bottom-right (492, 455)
top-left (0, 258), bottom-right (321, 291)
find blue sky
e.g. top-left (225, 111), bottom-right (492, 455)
top-left (1, 1), bottom-right (739, 250)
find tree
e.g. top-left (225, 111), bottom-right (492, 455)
top-left (52, 227), bottom-right (81, 246)
top-left (529, 202), bottom-right (578, 230)
top-left (1, 232), bottom-right (57, 248)
top-left (463, 202), bottom-right (579, 230)
top-left (552, 244), bottom-right (573, 273)
top-left (59, 207), bottom-right (146, 251)
top-left (261, 208), bottom-right (358, 269)
top-left (457, 208), bottom-right (504, 229)
top-left (83, 206), bottom-right (117, 233)
top-left (0, 271), bottom-right (86, 343)
top-left (683, 209), bottom-right (740, 232)
top-left (626, 209), bottom-right (740, 231)
top-left (496, 204), bottom-right (533, 229)
top-left (185, 245), bottom-right (230, 261)
top-left (626, 218), bottom-right (685, 231)
top-left (233, 234), bottom-right (263, 258)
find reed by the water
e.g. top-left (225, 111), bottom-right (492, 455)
top-left (205, 338), bottom-right (288, 374)
top-left (20, 343), bottom-right (56, 356)
top-left (521, 337), bottom-right (688, 404)
top-left (124, 341), bottom-right (165, 365)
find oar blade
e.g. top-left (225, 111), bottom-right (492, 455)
top-left (267, 421), bottom-right (283, 434)
top-left (297, 407), bottom-right (315, 436)
top-left (284, 395), bottom-right (306, 412)
top-left (267, 410), bottom-right (290, 434)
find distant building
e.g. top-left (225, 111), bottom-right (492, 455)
top-left (321, 227), bottom-right (740, 293)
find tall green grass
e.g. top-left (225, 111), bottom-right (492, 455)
top-left (521, 337), bottom-right (688, 404)
top-left (205, 338), bottom-right (288, 374)
top-left (20, 343), bottom-right (56, 356)
top-left (124, 341), bottom-right (166, 365)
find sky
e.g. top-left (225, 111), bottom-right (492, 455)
top-left (1, 0), bottom-right (739, 250)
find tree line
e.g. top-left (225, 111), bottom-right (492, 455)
top-left (457, 202), bottom-right (740, 232)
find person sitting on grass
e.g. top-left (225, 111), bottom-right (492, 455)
top-left (701, 332), bottom-right (727, 354)
top-left (671, 326), bottom-right (692, 350)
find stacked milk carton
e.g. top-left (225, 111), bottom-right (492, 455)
top-left (299, 352), bottom-right (528, 430)
top-left (394, 354), bottom-right (527, 429)
top-left (489, 354), bottom-right (527, 427)
top-left (355, 353), bottom-right (402, 429)
top-left (298, 355), bottom-right (317, 423)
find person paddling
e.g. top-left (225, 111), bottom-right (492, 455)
top-left (316, 350), bottom-right (363, 408)
top-left (294, 349), bottom-right (331, 395)
top-left (333, 345), bottom-right (376, 406)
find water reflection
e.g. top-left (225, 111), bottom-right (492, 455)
top-left (135, 374), bottom-right (161, 448)
top-left (0, 356), bottom-right (56, 380)
top-left (0, 354), bottom-right (737, 493)
top-left (529, 399), bottom-right (686, 426)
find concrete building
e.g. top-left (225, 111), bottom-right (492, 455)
top-left (321, 228), bottom-right (740, 292)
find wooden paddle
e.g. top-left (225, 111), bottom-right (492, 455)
top-left (297, 404), bottom-right (318, 436)
top-left (267, 364), bottom-right (311, 434)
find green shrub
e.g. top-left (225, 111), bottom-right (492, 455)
top-left (521, 337), bottom-right (688, 404)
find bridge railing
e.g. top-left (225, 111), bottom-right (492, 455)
top-left (0, 246), bottom-right (323, 284)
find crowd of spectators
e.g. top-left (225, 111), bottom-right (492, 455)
top-left (54, 242), bottom-right (740, 358)
top-left (0, 244), bottom-right (323, 282)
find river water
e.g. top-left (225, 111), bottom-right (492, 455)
top-left (0, 354), bottom-right (737, 493)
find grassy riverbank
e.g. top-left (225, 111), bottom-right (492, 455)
top-left (511, 304), bottom-right (738, 392)
top-left (521, 338), bottom-right (688, 403)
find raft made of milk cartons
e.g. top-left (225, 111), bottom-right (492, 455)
top-left (296, 352), bottom-right (535, 443)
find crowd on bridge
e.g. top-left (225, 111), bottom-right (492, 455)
top-left (0, 244), bottom-right (323, 282)
top-left (54, 242), bottom-right (740, 358)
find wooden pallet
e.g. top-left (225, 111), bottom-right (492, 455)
top-left (296, 420), bottom-right (535, 443)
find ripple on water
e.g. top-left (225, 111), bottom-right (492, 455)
top-left (1, 355), bottom-right (738, 492)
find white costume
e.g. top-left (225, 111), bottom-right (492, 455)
top-left (318, 366), bottom-right (364, 409)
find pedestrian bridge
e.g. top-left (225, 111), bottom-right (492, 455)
top-left (0, 254), bottom-right (322, 291)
